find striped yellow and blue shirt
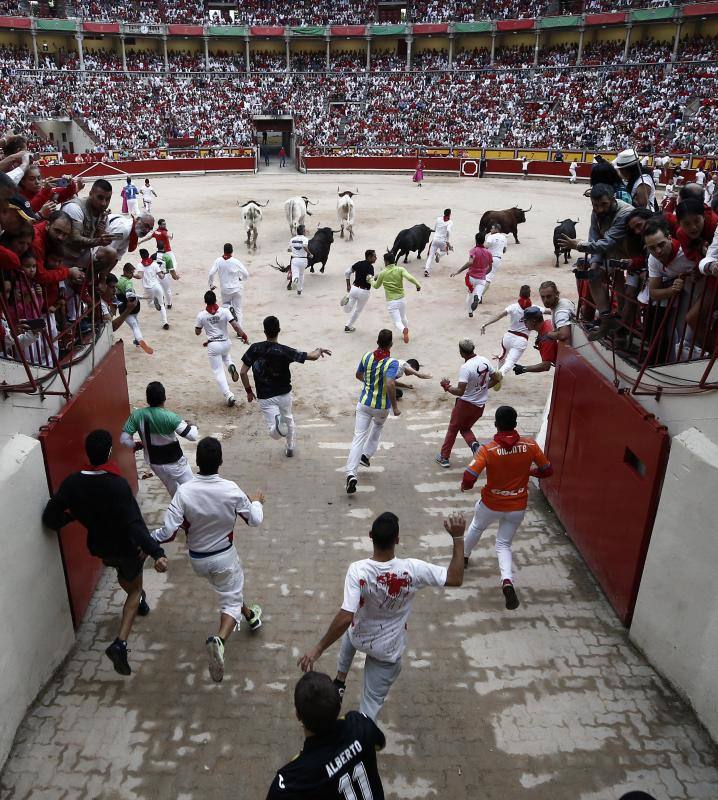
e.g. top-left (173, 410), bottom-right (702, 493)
top-left (357, 351), bottom-right (400, 409)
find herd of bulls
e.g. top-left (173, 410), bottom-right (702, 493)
top-left (235, 191), bottom-right (575, 272)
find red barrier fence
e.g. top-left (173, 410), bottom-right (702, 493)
top-left (303, 155), bottom-right (461, 172)
top-left (39, 342), bottom-right (137, 628)
top-left (541, 343), bottom-right (670, 626)
top-left (38, 156), bottom-right (256, 180)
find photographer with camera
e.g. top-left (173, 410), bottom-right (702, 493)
top-left (558, 183), bottom-right (634, 341)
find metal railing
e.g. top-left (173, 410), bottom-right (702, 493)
top-left (0, 266), bottom-right (104, 399)
top-left (575, 264), bottom-right (718, 396)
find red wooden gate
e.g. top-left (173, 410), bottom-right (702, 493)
top-left (39, 343), bottom-right (137, 628)
top-left (541, 344), bottom-right (670, 625)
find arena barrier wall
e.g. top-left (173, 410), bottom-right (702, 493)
top-left (302, 156), bottom-right (462, 173)
top-left (540, 343), bottom-right (670, 626)
top-left (39, 342), bottom-right (138, 628)
top-left (39, 156), bottom-right (257, 180)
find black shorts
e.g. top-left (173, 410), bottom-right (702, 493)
top-left (102, 555), bottom-right (146, 583)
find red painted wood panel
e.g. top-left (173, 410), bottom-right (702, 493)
top-left (496, 18), bottom-right (535, 31)
top-left (412, 23), bottom-right (448, 34)
top-left (331, 25), bottom-right (366, 36)
top-left (541, 344), bottom-right (669, 625)
top-left (167, 24), bottom-right (204, 36)
top-left (683, 1), bottom-right (718, 14)
top-left (39, 343), bottom-right (138, 628)
top-left (82, 22), bottom-right (119, 33)
top-left (250, 26), bottom-right (285, 36)
top-left (585, 12), bottom-right (627, 25)
top-left (304, 156), bottom-right (460, 172)
top-left (0, 15), bottom-right (31, 28)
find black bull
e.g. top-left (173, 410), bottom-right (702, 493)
top-left (308, 227), bottom-right (339, 273)
top-left (479, 206), bottom-right (531, 244)
top-left (389, 223), bottom-right (433, 263)
top-left (553, 218), bottom-right (579, 267)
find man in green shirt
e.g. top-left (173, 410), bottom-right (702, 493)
top-left (372, 253), bottom-right (421, 344)
top-left (120, 381), bottom-right (198, 495)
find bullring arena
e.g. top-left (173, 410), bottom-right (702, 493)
top-left (2, 2), bottom-right (718, 799)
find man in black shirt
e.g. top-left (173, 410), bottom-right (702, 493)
top-left (341, 249), bottom-right (377, 333)
top-left (42, 429), bottom-right (168, 676)
top-left (240, 315), bottom-right (331, 458)
top-left (267, 672), bottom-right (386, 799)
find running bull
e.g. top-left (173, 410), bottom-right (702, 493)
top-left (388, 223), bottom-right (433, 264)
top-left (238, 199), bottom-right (268, 250)
top-left (553, 218), bottom-right (579, 267)
top-left (479, 206), bottom-right (532, 244)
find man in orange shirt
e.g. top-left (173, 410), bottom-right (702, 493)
top-left (461, 405), bottom-right (553, 610)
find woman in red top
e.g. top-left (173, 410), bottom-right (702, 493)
top-left (18, 165), bottom-right (82, 214)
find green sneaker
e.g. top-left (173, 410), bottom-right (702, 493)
top-left (247, 604), bottom-right (263, 632)
top-left (206, 635), bottom-right (225, 682)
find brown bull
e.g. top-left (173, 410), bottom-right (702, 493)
top-left (479, 205), bottom-right (532, 244)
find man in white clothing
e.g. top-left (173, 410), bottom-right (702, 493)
top-left (424, 208), bottom-right (453, 277)
top-left (695, 168), bottom-right (706, 187)
top-left (704, 173), bottom-right (716, 206)
top-left (208, 242), bottom-right (250, 326)
top-left (288, 224), bottom-right (312, 295)
top-left (135, 248), bottom-right (169, 330)
top-left (483, 222), bottom-right (508, 292)
top-left (298, 511), bottom-right (465, 719)
top-left (568, 160), bottom-right (577, 184)
top-left (141, 179), bottom-right (157, 212)
top-left (106, 212), bottom-right (154, 260)
top-left (152, 436), bottom-right (265, 683)
top-left (341, 249), bottom-right (376, 332)
top-left (480, 285), bottom-right (540, 376)
top-left (195, 290), bottom-right (249, 407)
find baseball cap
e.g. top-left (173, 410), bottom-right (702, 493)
top-left (613, 148), bottom-right (640, 169)
top-left (459, 338), bottom-right (474, 352)
top-left (8, 195), bottom-right (38, 222)
top-left (522, 305), bottom-right (544, 321)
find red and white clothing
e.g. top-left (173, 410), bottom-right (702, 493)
top-left (440, 355), bottom-right (495, 461)
top-left (465, 245), bottom-right (493, 308)
top-left (208, 255), bottom-right (249, 325)
top-left (153, 473), bottom-right (263, 625)
top-left (498, 302), bottom-right (531, 376)
top-left (151, 228), bottom-right (177, 269)
top-left (425, 215), bottom-right (453, 275)
top-left (195, 306), bottom-right (237, 401)
top-left (136, 256), bottom-right (168, 325)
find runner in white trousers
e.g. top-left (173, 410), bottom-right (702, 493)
top-left (424, 209), bottom-right (453, 277)
top-left (195, 290), bottom-right (248, 407)
top-left (480, 285), bottom-right (544, 376)
top-left (208, 242), bottom-right (250, 327)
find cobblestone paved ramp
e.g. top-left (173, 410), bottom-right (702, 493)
top-left (2, 411), bottom-right (717, 800)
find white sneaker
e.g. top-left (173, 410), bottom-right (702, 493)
top-left (227, 394), bottom-right (236, 407)
top-left (292, 277), bottom-right (299, 289)
top-left (340, 295), bottom-right (350, 307)
top-left (206, 635), bottom-right (224, 682)
top-left (275, 414), bottom-right (289, 438)
top-left (435, 251), bottom-right (440, 263)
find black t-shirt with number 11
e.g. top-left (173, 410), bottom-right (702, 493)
top-left (266, 711), bottom-right (386, 799)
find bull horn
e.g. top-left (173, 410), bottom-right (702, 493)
top-left (354, 187), bottom-right (359, 194)
top-left (307, 200), bottom-right (318, 206)
top-left (260, 200), bottom-right (269, 207)
top-left (556, 219), bottom-right (562, 224)
top-left (522, 205), bottom-right (533, 212)
top-left (272, 256), bottom-right (289, 273)
top-left (332, 229), bottom-right (341, 233)
top-left (337, 185), bottom-right (340, 195)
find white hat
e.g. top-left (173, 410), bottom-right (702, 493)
top-left (613, 148), bottom-right (640, 169)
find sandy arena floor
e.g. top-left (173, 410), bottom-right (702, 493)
top-left (2, 169), bottom-right (718, 800)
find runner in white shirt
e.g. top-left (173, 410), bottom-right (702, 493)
top-left (568, 160), bottom-right (577, 184)
top-left (152, 436), bottom-right (265, 683)
top-left (652, 165), bottom-right (662, 187)
top-left (704, 175), bottom-right (716, 206)
top-left (480, 285), bottom-right (545, 375)
top-left (483, 222), bottom-right (508, 290)
top-left (424, 209), bottom-right (453, 277)
top-left (436, 338), bottom-right (499, 468)
top-left (208, 242), bottom-right (250, 326)
top-left (140, 179), bottom-right (157, 212)
top-left (695, 168), bottom-right (706, 187)
top-left (288, 224), bottom-right (311, 295)
top-left (135, 248), bottom-right (168, 329)
top-left (298, 511), bottom-right (466, 720)
top-left (195, 290), bottom-right (248, 407)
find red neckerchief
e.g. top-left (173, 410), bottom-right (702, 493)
top-left (658, 237), bottom-right (681, 266)
top-left (373, 347), bottom-right (391, 360)
top-left (206, 304), bottom-right (219, 313)
top-left (518, 296), bottom-right (532, 309)
top-left (141, 257), bottom-right (153, 266)
top-left (222, 254), bottom-right (232, 260)
top-left (83, 461), bottom-right (123, 476)
top-left (128, 221), bottom-right (139, 253)
top-left (443, 215), bottom-right (450, 222)
top-left (494, 430), bottom-right (521, 449)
